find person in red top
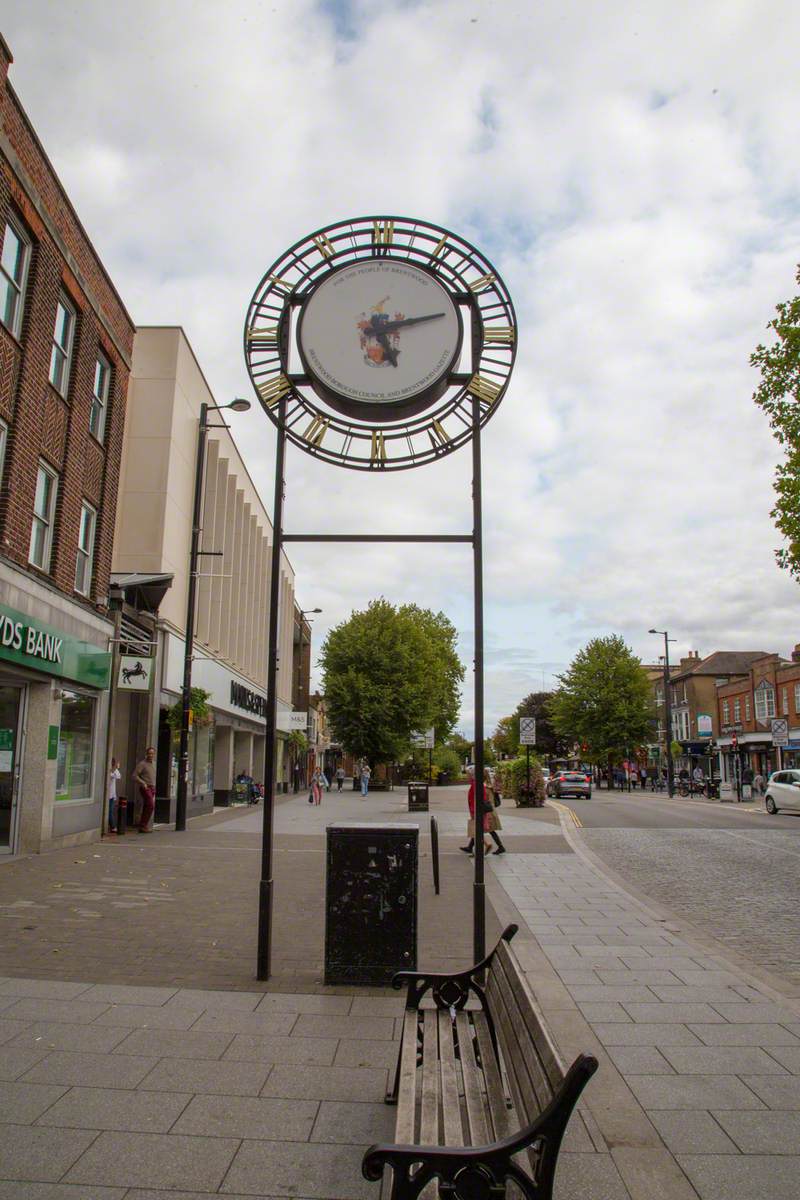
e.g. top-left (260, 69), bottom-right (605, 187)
top-left (460, 765), bottom-right (498, 857)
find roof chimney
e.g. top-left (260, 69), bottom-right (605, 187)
top-left (792, 644), bottom-right (800, 664)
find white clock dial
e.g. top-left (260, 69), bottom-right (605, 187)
top-left (298, 261), bottom-right (461, 408)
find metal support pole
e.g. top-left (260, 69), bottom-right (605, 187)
top-left (472, 394), bottom-right (486, 967)
top-left (257, 400), bottom-right (287, 981)
top-left (663, 634), bottom-right (675, 799)
top-left (176, 402), bottom-right (208, 832)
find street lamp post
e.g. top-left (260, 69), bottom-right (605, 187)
top-left (175, 398), bottom-right (251, 833)
top-left (649, 628), bottom-right (676, 799)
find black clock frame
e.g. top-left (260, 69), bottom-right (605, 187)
top-left (244, 215), bottom-right (516, 472)
top-left (251, 217), bottom-right (517, 983)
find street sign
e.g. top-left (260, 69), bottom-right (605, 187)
top-left (118, 655), bottom-right (152, 691)
top-left (411, 728), bottom-right (434, 750)
top-left (519, 717), bottom-right (536, 746)
top-left (276, 711), bottom-right (307, 732)
top-left (771, 718), bottom-right (789, 747)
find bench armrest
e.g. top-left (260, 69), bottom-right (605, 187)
top-left (390, 924), bottom-right (518, 1011)
top-left (365, 1053), bottom-right (598, 1200)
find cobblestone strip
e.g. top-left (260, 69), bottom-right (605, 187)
top-left (492, 851), bottom-right (800, 1200)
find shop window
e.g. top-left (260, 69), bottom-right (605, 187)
top-left (74, 501), bottom-right (96, 596)
top-left (56, 690), bottom-right (95, 801)
top-left (49, 293), bottom-right (76, 397)
top-left (29, 461), bottom-right (58, 571)
top-left (90, 353), bottom-right (110, 442)
top-left (0, 214), bottom-right (31, 339)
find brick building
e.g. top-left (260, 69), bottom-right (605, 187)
top-left (716, 646), bottom-right (800, 781)
top-left (0, 38), bottom-right (134, 854)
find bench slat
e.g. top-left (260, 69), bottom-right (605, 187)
top-left (438, 1008), bottom-right (464, 1147)
top-left (419, 1009), bottom-right (440, 1145)
top-left (495, 940), bottom-right (564, 1089)
top-left (488, 961), bottom-right (554, 1123)
top-left (455, 1010), bottom-right (491, 1147)
top-left (395, 1008), bottom-right (420, 1144)
top-left (472, 1010), bottom-right (513, 1142)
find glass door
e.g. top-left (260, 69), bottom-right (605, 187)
top-left (0, 685), bottom-right (24, 852)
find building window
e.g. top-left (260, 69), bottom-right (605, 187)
top-left (49, 293), bottom-right (76, 396)
top-left (754, 681), bottom-right (776, 721)
top-left (90, 353), bottom-right (110, 442)
top-left (29, 461), bottom-right (58, 570)
top-left (745, 696), bottom-right (751, 721)
top-left (794, 683), bottom-right (800, 714)
top-left (74, 501), bottom-right (96, 596)
top-left (782, 687), bottom-right (789, 716)
top-left (734, 699), bottom-right (741, 722)
top-left (55, 690), bottom-right (95, 801)
top-left (0, 215), bottom-right (31, 338)
top-left (722, 700), bottom-right (730, 723)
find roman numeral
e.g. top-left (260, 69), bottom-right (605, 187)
top-left (313, 233), bottom-right (334, 259)
top-left (370, 430), bottom-right (387, 464)
top-left (246, 325), bottom-right (278, 346)
top-left (303, 416), bottom-right (329, 447)
top-left (373, 220), bottom-right (394, 247)
top-left (483, 326), bottom-right (515, 344)
top-left (469, 273), bottom-right (496, 294)
top-left (257, 374), bottom-right (291, 407)
top-left (468, 374), bottom-right (501, 405)
top-left (428, 420), bottom-right (449, 448)
top-left (268, 275), bottom-right (291, 294)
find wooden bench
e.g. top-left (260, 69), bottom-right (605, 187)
top-left (362, 924), bottom-right (598, 1200)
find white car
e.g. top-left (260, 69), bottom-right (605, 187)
top-left (764, 770), bottom-right (800, 814)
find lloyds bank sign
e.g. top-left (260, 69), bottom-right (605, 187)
top-left (0, 603), bottom-right (111, 689)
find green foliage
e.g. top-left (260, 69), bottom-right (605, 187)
top-left (492, 715), bottom-right (517, 759)
top-left (166, 687), bottom-right (211, 732)
top-left (287, 730), bottom-right (308, 755)
top-left (751, 266), bottom-right (800, 580)
top-left (494, 756), bottom-right (546, 806)
top-left (548, 636), bottom-right (654, 766)
top-left (320, 599), bottom-right (464, 764)
top-left (433, 746), bottom-right (462, 778)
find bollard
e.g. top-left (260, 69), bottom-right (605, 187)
top-left (430, 815), bottom-right (440, 895)
top-left (117, 796), bottom-right (127, 836)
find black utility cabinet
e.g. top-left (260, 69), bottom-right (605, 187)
top-left (325, 823), bottom-right (418, 986)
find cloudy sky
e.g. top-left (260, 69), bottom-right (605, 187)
top-left (4, 1), bottom-right (799, 735)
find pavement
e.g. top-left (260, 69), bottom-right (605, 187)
top-left (0, 785), bottom-right (798, 1199)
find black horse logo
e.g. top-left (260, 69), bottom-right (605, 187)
top-left (122, 660), bottom-right (148, 685)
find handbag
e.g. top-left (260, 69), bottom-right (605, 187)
top-left (308, 791), bottom-right (314, 804)
top-left (494, 790), bottom-right (502, 807)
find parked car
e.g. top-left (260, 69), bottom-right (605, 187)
top-left (549, 771), bottom-right (592, 799)
top-left (764, 769), bottom-right (800, 814)
top-left (541, 768), bottom-right (551, 787)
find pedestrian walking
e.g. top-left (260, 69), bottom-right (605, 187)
top-left (310, 768), bottom-right (325, 805)
top-left (335, 766), bottom-right (345, 792)
top-left (640, 766), bottom-right (647, 789)
top-left (459, 766), bottom-right (494, 857)
top-left (132, 746), bottom-right (156, 833)
top-left (360, 761), bottom-right (371, 797)
top-left (460, 769), bottom-right (506, 854)
top-left (753, 771), bottom-right (765, 796)
top-left (107, 757), bottom-right (121, 833)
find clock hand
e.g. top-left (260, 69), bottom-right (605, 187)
top-left (377, 312), bottom-right (445, 334)
top-left (376, 331), bottom-right (399, 367)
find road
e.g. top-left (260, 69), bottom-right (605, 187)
top-left (552, 789), bottom-right (800, 991)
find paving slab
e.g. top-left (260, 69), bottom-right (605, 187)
top-left (0, 980), bottom-right (92, 1000)
top-left (220, 1139), bottom-right (374, 1199)
top-left (0, 1018), bottom-right (35, 1045)
top-left (64, 1131), bottom-right (240, 1191)
top-left (310, 1099), bottom-right (396, 1145)
top-left (712, 1109), bottom-right (800, 1153)
top-left (253, 992), bottom-right (353, 1014)
top-left (739, 1074), bottom-right (800, 1108)
top-left (648, 1110), bottom-right (740, 1155)
top-left (9, 1022), bottom-right (130, 1053)
top-left (91, 1004), bottom-right (205, 1030)
top-left (262, 1064), bottom-right (389, 1102)
top-left (626, 1073), bottom-right (766, 1110)
top-left (111, 1027), bottom-right (236, 1059)
top-left (0, 1044), bottom-right (54, 1081)
top-left (0, 1125), bottom-right (99, 1182)
top-left (20, 1050), bottom-right (158, 1089)
top-left (0, 1080), bottom-right (68, 1123)
top-left (291, 1014), bottom-right (396, 1041)
top-left (659, 1045), bottom-right (790, 1075)
top-left (222, 1033), bottom-right (338, 1065)
top-left (138, 1057), bottom-right (272, 1096)
top-left (334, 1039), bottom-right (401, 1070)
top-left (36, 1085), bottom-right (191, 1132)
top-left (678, 1153), bottom-right (800, 1200)
top-left (173, 1093), bottom-right (318, 1140)
top-left (1, 999), bottom-right (111, 1025)
top-left (0, 1184), bottom-right (125, 1200)
top-left (190, 1009), bottom-right (298, 1036)
top-left (687, 1023), bottom-right (800, 1046)
top-left (552, 1152), bottom-right (630, 1200)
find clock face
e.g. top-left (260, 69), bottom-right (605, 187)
top-left (297, 261), bottom-right (461, 418)
top-left (243, 216), bottom-right (516, 472)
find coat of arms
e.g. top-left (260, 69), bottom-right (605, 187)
top-left (357, 297), bottom-right (404, 368)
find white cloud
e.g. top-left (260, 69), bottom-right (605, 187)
top-left (4, 0), bottom-right (800, 734)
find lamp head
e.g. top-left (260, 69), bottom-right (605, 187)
top-left (229, 398), bottom-right (251, 413)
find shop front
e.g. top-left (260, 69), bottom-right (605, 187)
top-left (159, 632), bottom-right (287, 819)
top-left (0, 583), bottom-right (111, 855)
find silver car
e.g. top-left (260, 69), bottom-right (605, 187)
top-left (765, 769), bottom-right (800, 815)
top-left (550, 771), bottom-right (592, 799)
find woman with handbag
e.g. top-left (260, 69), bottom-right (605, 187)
top-left (460, 767), bottom-right (507, 856)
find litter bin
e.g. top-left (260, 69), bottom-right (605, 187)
top-left (325, 823), bottom-right (418, 985)
top-left (407, 781), bottom-right (429, 812)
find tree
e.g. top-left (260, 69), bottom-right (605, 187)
top-left (491, 716), bottom-right (517, 759)
top-left (320, 599), bottom-right (464, 765)
top-left (548, 636), bottom-right (654, 781)
top-left (752, 266), bottom-right (800, 580)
